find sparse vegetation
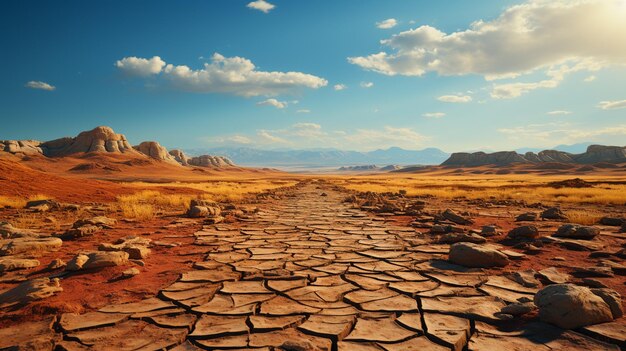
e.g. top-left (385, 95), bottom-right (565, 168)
top-left (329, 175), bottom-right (626, 205)
top-left (565, 209), bottom-right (604, 225)
top-left (0, 194), bottom-right (52, 209)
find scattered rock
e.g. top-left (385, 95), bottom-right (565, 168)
top-left (46, 258), bottom-right (66, 271)
top-left (480, 225), bottom-right (499, 237)
top-left (537, 267), bottom-right (570, 284)
top-left (99, 236), bottom-right (151, 259)
top-left (0, 278), bottom-right (62, 307)
top-left (0, 237), bottom-right (63, 256)
top-left (120, 267), bottom-right (140, 279)
top-left (554, 224), bottom-right (599, 240)
top-left (599, 217), bottom-right (625, 226)
top-left (541, 207), bottom-right (567, 220)
top-left (590, 288), bottom-right (623, 319)
top-left (438, 232), bottom-right (487, 244)
top-left (442, 209), bottom-right (474, 225)
top-left (0, 257), bottom-right (40, 272)
top-left (509, 269), bottom-right (540, 288)
top-left (534, 284), bottom-right (614, 329)
top-left (516, 212), bottom-right (537, 222)
top-left (501, 301), bottom-right (536, 316)
top-left (67, 251), bottom-right (129, 271)
top-left (448, 242), bottom-right (509, 268)
top-left (508, 225), bottom-right (539, 239)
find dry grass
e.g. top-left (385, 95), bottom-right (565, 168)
top-left (118, 202), bottom-right (155, 221)
top-left (329, 175), bottom-right (626, 205)
top-left (565, 210), bottom-right (604, 225)
top-left (0, 194), bottom-right (52, 209)
top-left (124, 179), bottom-right (298, 203)
top-left (114, 178), bottom-right (297, 220)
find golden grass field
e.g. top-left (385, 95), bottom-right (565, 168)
top-left (326, 174), bottom-right (626, 206)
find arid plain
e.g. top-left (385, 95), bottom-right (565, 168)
top-left (0, 126), bottom-right (625, 350)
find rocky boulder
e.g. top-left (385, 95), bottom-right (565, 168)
top-left (515, 212), bottom-right (537, 222)
top-left (554, 224), bottom-right (599, 240)
top-left (0, 278), bottom-right (62, 308)
top-left (448, 242), bottom-right (509, 268)
top-left (541, 207), bottom-right (567, 220)
top-left (133, 141), bottom-right (180, 165)
top-left (534, 284), bottom-right (618, 329)
top-left (508, 225), bottom-right (539, 239)
top-left (187, 199), bottom-right (222, 221)
top-left (66, 251), bottom-right (129, 271)
top-left (39, 126), bottom-right (139, 157)
top-left (0, 139), bottom-right (43, 155)
top-left (441, 208), bottom-right (474, 225)
top-left (188, 155), bottom-right (235, 167)
top-left (169, 149), bottom-right (190, 166)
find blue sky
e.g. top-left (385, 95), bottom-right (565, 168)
top-left (1, 0), bottom-right (625, 152)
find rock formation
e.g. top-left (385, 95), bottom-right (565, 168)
top-left (169, 149), bottom-right (190, 166)
top-left (133, 141), bottom-right (180, 165)
top-left (442, 145), bottom-right (626, 167)
top-left (188, 155), bottom-right (235, 168)
top-left (0, 140), bottom-right (43, 156)
top-left (41, 126), bottom-right (138, 156)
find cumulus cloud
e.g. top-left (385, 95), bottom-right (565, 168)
top-left (376, 18), bottom-right (398, 29)
top-left (547, 110), bottom-right (572, 115)
top-left (115, 53), bottom-right (327, 97)
top-left (360, 82), bottom-right (374, 88)
top-left (25, 81), bottom-right (55, 91)
top-left (257, 98), bottom-right (287, 109)
top-left (349, 0), bottom-right (626, 97)
top-left (422, 112), bottom-right (446, 118)
top-left (598, 99), bottom-right (626, 110)
top-left (247, 0), bottom-right (275, 13)
top-left (115, 56), bottom-right (166, 77)
top-left (333, 84), bottom-right (347, 91)
top-left (437, 95), bottom-right (471, 103)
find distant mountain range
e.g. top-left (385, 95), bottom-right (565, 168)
top-left (184, 146), bottom-right (450, 168)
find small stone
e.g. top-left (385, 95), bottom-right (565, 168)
top-left (534, 284), bottom-right (613, 329)
top-left (516, 213), bottom-right (537, 222)
top-left (541, 207), bottom-right (567, 220)
top-left (508, 225), bottom-right (539, 239)
top-left (449, 242), bottom-right (509, 268)
top-left (554, 224), bottom-right (599, 240)
top-left (501, 302), bottom-right (536, 316)
top-left (121, 268), bottom-right (140, 279)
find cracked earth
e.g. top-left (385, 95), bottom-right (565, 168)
top-left (1, 182), bottom-right (624, 350)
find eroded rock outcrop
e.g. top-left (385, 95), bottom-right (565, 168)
top-left (169, 149), bottom-right (190, 166)
top-left (188, 155), bottom-right (235, 167)
top-left (133, 141), bottom-right (180, 165)
top-left (40, 126), bottom-right (138, 156)
top-left (441, 145), bottom-right (626, 166)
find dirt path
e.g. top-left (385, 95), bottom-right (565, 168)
top-left (1, 182), bottom-right (624, 350)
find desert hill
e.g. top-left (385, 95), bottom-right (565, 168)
top-left (442, 145), bottom-right (626, 167)
top-left (1, 126), bottom-right (236, 170)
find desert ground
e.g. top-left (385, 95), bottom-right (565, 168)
top-left (1, 147), bottom-right (625, 351)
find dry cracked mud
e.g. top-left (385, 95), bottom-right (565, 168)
top-left (1, 182), bottom-right (624, 350)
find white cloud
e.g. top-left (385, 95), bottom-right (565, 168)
top-left (360, 82), bottom-right (374, 88)
top-left (547, 110), bottom-right (572, 115)
top-left (598, 99), bottom-right (626, 110)
top-left (257, 130), bottom-right (288, 144)
top-left (116, 53), bottom-right (327, 97)
top-left (437, 95), bottom-right (471, 103)
top-left (115, 56), bottom-right (166, 77)
top-left (344, 126), bottom-right (427, 149)
top-left (257, 98), bottom-right (287, 109)
top-left (349, 1), bottom-right (626, 93)
top-left (247, 0), bottom-right (275, 13)
top-left (296, 109), bottom-right (311, 113)
top-left (498, 122), bottom-right (626, 146)
top-left (333, 84), bottom-right (347, 91)
top-left (584, 75), bottom-right (597, 82)
top-left (208, 123), bottom-right (427, 150)
top-left (25, 81), bottom-right (55, 91)
top-left (229, 135), bottom-right (252, 144)
top-left (422, 112), bottom-right (446, 118)
top-left (376, 18), bottom-right (398, 29)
